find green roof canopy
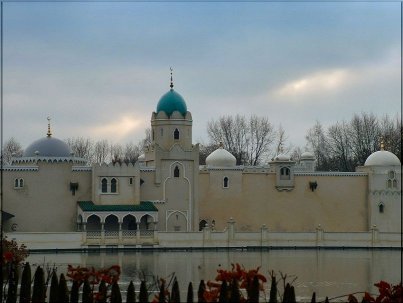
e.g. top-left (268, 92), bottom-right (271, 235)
top-left (78, 201), bottom-right (157, 212)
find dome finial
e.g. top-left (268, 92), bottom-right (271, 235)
top-left (380, 136), bottom-right (385, 151)
top-left (47, 116), bottom-right (52, 137)
top-left (170, 67), bottom-right (174, 89)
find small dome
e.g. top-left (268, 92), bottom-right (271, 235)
top-left (274, 153), bottom-right (290, 161)
top-left (364, 150), bottom-right (400, 166)
top-left (24, 136), bottom-right (72, 157)
top-left (206, 146), bottom-right (236, 167)
top-left (156, 89), bottom-right (187, 117)
top-left (300, 151), bottom-right (315, 160)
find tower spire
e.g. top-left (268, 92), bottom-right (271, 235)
top-left (170, 67), bottom-right (174, 89)
top-left (47, 116), bottom-right (52, 137)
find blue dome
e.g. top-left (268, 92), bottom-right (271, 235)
top-left (24, 136), bottom-right (72, 157)
top-left (156, 89), bottom-right (187, 117)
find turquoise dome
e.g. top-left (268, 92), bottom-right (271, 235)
top-left (156, 89), bottom-right (187, 117)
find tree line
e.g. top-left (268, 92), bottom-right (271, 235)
top-left (2, 112), bottom-right (401, 172)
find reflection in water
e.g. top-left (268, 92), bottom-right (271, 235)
top-left (27, 249), bottom-right (401, 302)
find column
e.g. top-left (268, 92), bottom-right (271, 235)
top-left (261, 224), bottom-right (268, 246)
top-left (101, 222), bottom-right (105, 244)
top-left (118, 222), bottom-right (123, 243)
top-left (316, 224), bottom-right (323, 246)
top-left (82, 223), bottom-right (87, 243)
top-left (136, 222), bottom-right (141, 242)
top-left (227, 217), bottom-right (235, 241)
top-left (371, 224), bottom-right (378, 245)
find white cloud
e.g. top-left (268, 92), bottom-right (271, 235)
top-left (272, 69), bottom-right (351, 99)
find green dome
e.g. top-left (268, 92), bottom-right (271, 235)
top-left (156, 89), bottom-right (187, 117)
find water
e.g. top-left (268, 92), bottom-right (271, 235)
top-left (26, 249), bottom-right (401, 302)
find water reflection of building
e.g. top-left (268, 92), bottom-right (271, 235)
top-left (1, 79), bottom-right (401, 247)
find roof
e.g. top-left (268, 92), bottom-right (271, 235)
top-left (156, 89), bottom-right (187, 117)
top-left (24, 136), bottom-right (72, 157)
top-left (206, 146), bottom-right (236, 168)
top-left (78, 201), bottom-right (158, 212)
top-left (364, 150), bottom-right (401, 166)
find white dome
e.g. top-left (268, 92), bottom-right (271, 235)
top-left (300, 151), bottom-right (315, 160)
top-left (274, 153), bottom-right (290, 161)
top-left (364, 150), bottom-right (400, 166)
top-left (206, 146), bottom-right (236, 167)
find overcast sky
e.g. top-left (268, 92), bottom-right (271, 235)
top-left (2, 2), bottom-right (401, 150)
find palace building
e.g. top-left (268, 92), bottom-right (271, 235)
top-left (1, 80), bottom-right (401, 244)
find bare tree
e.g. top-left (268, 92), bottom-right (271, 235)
top-left (247, 115), bottom-right (275, 166)
top-left (379, 114), bottom-right (401, 161)
top-left (305, 121), bottom-right (329, 171)
top-left (2, 137), bottom-right (23, 165)
top-left (289, 146), bottom-right (303, 162)
top-left (348, 112), bottom-right (380, 166)
top-left (110, 143), bottom-right (124, 164)
top-left (123, 142), bottom-right (141, 164)
top-left (326, 122), bottom-right (354, 171)
top-left (207, 115), bottom-right (276, 165)
top-left (65, 137), bottom-right (93, 161)
top-left (93, 140), bottom-right (110, 164)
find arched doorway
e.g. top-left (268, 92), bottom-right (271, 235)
top-left (104, 215), bottom-right (119, 231)
top-left (122, 214), bottom-right (137, 230)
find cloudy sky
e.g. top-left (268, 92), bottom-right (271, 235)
top-left (2, 2), bottom-right (401, 150)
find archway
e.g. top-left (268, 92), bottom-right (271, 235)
top-left (104, 215), bottom-right (119, 231)
top-left (122, 214), bottom-right (137, 230)
top-left (167, 212), bottom-right (187, 232)
top-left (86, 215), bottom-right (101, 231)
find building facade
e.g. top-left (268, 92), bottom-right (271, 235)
top-left (1, 83), bottom-right (401, 241)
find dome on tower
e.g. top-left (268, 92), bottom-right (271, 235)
top-left (364, 150), bottom-right (400, 166)
top-left (156, 89), bottom-right (187, 117)
top-left (206, 145), bottom-right (236, 167)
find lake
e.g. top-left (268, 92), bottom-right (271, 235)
top-left (26, 248), bottom-right (401, 302)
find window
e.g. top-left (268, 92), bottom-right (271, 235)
top-left (174, 128), bottom-right (180, 140)
top-left (152, 130), bottom-right (155, 141)
top-left (280, 167), bottom-right (290, 180)
top-left (101, 178), bottom-right (108, 193)
top-left (223, 177), bottom-right (229, 188)
top-left (14, 178), bottom-right (24, 189)
top-left (379, 203), bottom-right (384, 213)
top-left (387, 170), bottom-right (397, 189)
top-left (111, 178), bottom-right (117, 193)
top-left (129, 177), bottom-right (133, 185)
top-left (174, 166), bottom-right (180, 178)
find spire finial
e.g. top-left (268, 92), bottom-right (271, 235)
top-left (219, 141), bottom-right (224, 148)
top-left (47, 116), bottom-right (52, 137)
top-left (170, 67), bottom-right (174, 89)
top-left (380, 137), bottom-right (385, 151)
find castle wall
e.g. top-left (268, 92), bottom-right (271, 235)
top-left (3, 162), bottom-right (91, 232)
top-left (199, 171), bottom-right (368, 232)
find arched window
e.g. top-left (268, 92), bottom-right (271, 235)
top-left (379, 203), bottom-right (384, 213)
top-left (174, 128), bottom-right (180, 140)
top-left (393, 179), bottom-right (397, 188)
top-left (388, 171), bottom-right (395, 179)
top-left (387, 180), bottom-right (392, 188)
top-left (223, 177), bottom-right (229, 188)
top-left (14, 179), bottom-right (19, 188)
top-left (199, 220), bottom-right (207, 231)
top-left (174, 166), bottom-right (180, 178)
top-left (280, 167), bottom-right (290, 180)
top-left (101, 178), bottom-right (108, 193)
top-left (111, 178), bottom-right (117, 193)
top-left (19, 179), bottom-right (24, 187)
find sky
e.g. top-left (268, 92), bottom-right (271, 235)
top-left (2, 2), bottom-right (401, 150)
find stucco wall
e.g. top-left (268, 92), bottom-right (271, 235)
top-left (199, 171), bottom-right (368, 232)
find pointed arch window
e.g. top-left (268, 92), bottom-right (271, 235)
top-left (14, 179), bottom-right (19, 188)
top-left (223, 177), bottom-right (229, 188)
top-left (19, 179), bottom-right (24, 187)
top-left (174, 128), bottom-right (180, 140)
top-left (280, 167), bottom-right (291, 180)
top-left (111, 178), bottom-right (117, 193)
top-left (101, 178), bottom-right (108, 193)
top-left (379, 203), bottom-right (384, 213)
top-left (174, 166), bottom-right (180, 178)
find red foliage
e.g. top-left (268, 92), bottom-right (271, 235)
top-left (348, 281), bottom-right (403, 303)
top-left (1, 236), bottom-right (29, 265)
top-left (66, 264), bottom-right (121, 301)
top-left (203, 263), bottom-right (267, 302)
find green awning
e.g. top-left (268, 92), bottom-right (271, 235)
top-left (78, 201), bottom-right (157, 212)
top-left (2, 211), bottom-right (15, 221)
